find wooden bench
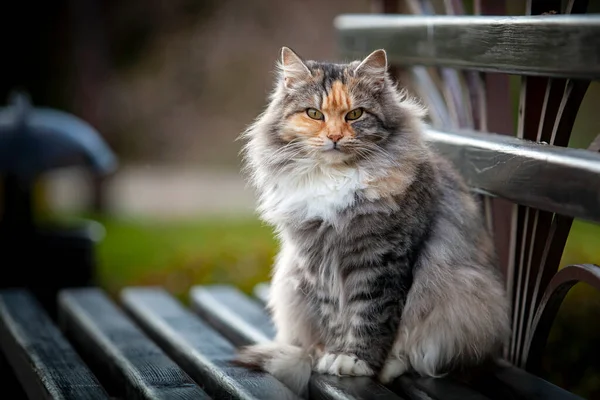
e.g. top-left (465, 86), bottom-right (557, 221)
top-left (1, 1), bottom-right (600, 399)
top-left (0, 283), bottom-right (588, 399)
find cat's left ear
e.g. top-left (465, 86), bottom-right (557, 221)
top-left (354, 49), bottom-right (388, 83)
top-left (280, 47), bottom-right (312, 88)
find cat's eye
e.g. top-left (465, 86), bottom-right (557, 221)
top-left (306, 108), bottom-right (324, 120)
top-left (345, 108), bottom-right (363, 121)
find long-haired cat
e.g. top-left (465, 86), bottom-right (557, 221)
top-left (237, 47), bottom-right (510, 396)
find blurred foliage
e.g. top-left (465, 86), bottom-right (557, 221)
top-left (103, 0), bottom-right (220, 70)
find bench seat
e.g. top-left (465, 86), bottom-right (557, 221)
top-left (0, 285), bottom-right (583, 400)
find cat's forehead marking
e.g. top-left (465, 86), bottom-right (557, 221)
top-left (321, 81), bottom-right (352, 112)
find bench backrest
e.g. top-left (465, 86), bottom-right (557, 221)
top-left (335, 0), bottom-right (600, 378)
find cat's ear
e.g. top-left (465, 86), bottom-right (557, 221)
top-left (354, 49), bottom-right (388, 81)
top-left (280, 47), bottom-right (311, 88)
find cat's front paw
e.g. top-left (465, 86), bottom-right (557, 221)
top-left (315, 352), bottom-right (374, 377)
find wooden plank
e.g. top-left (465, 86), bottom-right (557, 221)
top-left (335, 14), bottom-right (600, 79)
top-left (58, 288), bottom-right (209, 400)
top-left (120, 287), bottom-right (299, 400)
top-left (424, 129), bottom-right (600, 224)
top-left (0, 289), bottom-right (109, 400)
top-left (193, 285), bottom-right (276, 346)
top-left (190, 285), bottom-right (407, 400)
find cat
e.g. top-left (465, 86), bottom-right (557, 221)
top-left (236, 46), bottom-right (510, 396)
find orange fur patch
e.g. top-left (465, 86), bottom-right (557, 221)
top-left (321, 81), bottom-right (356, 140)
top-left (284, 113), bottom-right (323, 140)
top-left (322, 81), bottom-right (352, 112)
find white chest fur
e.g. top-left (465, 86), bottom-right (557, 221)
top-left (259, 165), bottom-right (368, 225)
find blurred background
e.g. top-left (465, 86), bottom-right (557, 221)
top-left (1, 0), bottom-right (599, 398)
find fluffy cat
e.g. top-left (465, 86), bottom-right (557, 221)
top-left (237, 47), bottom-right (510, 396)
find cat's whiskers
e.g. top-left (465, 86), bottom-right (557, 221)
top-left (267, 138), bottom-right (303, 157)
top-left (265, 142), bottom-right (306, 164)
top-left (341, 141), bottom-right (399, 168)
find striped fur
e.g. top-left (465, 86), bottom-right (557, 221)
top-left (237, 47), bottom-right (510, 395)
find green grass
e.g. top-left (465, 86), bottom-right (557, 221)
top-left (55, 214), bottom-right (279, 302)
top-left (560, 219), bottom-right (600, 270)
top-left (88, 215), bottom-right (600, 292)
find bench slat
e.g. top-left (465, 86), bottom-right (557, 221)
top-left (0, 289), bottom-right (109, 400)
top-left (121, 287), bottom-right (300, 400)
top-left (190, 285), bottom-right (407, 400)
top-left (58, 288), bottom-right (209, 400)
top-left (424, 129), bottom-right (600, 224)
top-left (335, 14), bottom-right (600, 79)
top-left (194, 285), bottom-right (276, 345)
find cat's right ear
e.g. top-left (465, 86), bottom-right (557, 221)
top-left (280, 47), bottom-right (311, 88)
top-left (354, 49), bottom-right (387, 89)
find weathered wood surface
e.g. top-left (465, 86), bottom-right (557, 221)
top-left (335, 14), bottom-right (600, 79)
top-left (58, 288), bottom-right (209, 400)
top-left (423, 129), bottom-right (600, 224)
top-left (192, 285), bottom-right (275, 346)
top-left (0, 289), bottom-right (109, 400)
top-left (121, 287), bottom-right (299, 400)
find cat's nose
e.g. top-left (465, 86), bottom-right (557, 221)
top-left (327, 133), bottom-right (343, 143)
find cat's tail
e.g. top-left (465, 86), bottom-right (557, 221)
top-left (235, 342), bottom-right (313, 396)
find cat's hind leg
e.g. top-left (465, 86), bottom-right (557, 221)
top-left (378, 266), bottom-right (510, 383)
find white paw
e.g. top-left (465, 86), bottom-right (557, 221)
top-left (315, 353), bottom-right (374, 376)
top-left (379, 357), bottom-right (409, 383)
top-left (315, 352), bottom-right (336, 372)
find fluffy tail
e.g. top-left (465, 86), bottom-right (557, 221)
top-left (235, 342), bottom-right (313, 396)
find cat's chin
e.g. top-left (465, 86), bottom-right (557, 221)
top-left (319, 148), bottom-right (355, 165)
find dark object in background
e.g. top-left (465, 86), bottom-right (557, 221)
top-left (0, 92), bottom-right (117, 317)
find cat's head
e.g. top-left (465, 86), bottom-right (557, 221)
top-left (243, 47), bottom-right (426, 173)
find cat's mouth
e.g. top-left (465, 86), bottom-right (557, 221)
top-left (322, 141), bottom-right (346, 152)
top-left (320, 144), bottom-right (354, 164)
top-left (322, 146), bottom-right (345, 154)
